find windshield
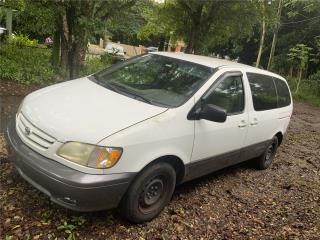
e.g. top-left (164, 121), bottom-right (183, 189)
top-left (92, 54), bottom-right (216, 107)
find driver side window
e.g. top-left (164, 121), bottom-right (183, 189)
top-left (204, 75), bottom-right (244, 115)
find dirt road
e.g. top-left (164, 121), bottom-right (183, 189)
top-left (1, 101), bottom-right (319, 239)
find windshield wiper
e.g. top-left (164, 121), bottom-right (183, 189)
top-left (108, 82), bottom-right (154, 105)
top-left (89, 76), bottom-right (119, 92)
top-left (91, 78), bottom-right (167, 107)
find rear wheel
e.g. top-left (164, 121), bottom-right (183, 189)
top-left (254, 136), bottom-right (279, 170)
top-left (120, 162), bottom-right (176, 223)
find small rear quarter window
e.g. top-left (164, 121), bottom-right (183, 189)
top-left (274, 78), bottom-right (291, 108)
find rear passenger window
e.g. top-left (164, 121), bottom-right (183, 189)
top-left (274, 78), bottom-right (291, 107)
top-left (204, 75), bottom-right (244, 114)
top-left (247, 73), bottom-right (277, 111)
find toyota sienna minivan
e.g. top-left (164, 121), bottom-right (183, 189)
top-left (6, 52), bottom-right (292, 223)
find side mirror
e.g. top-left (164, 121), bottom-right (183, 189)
top-left (199, 104), bottom-right (227, 122)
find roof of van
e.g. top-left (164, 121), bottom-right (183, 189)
top-left (153, 52), bottom-right (285, 80)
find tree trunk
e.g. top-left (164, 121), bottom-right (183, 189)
top-left (295, 66), bottom-right (303, 94)
top-left (70, 40), bottom-right (87, 78)
top-left (159, 36), bottom-right (165, 51)
top-left (61, 4), bottom-right (90, 79)
top-left (52, 15), bottom-right (62, 70)
top-left (267, 0), bottom-right (283, 70)
top-left (256, 2), bottom-right (266, 68)
top-left (185, 23), bottom-right (204, 54)
top-left (52, 9), bottom-right (68, 80)
top-left (185, 27), bottom-right (197, 54)
top-left (66, 5), bottom-right (76, 79)
top-left (167, 35), bottom-right (171, 51)
top-left (52, 29), bottom-right (61, 69)
top-left (289, 66), bottom-right (293, 77)
top-left (60, 27), bottom-right (68, 78)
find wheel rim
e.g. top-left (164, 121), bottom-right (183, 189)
top-left (138, 176), bottom-right (166, 214)
top-left (265, 141), bottom-right (276, 165)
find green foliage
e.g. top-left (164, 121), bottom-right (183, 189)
top-left (287, 43), bottom-right (314, 94)
top-left (80, 54), bottom-right (123, 76)
top-left (309, 70), bottom-right (320, 81)
top-left (137, 22), bottom-right (162, 41)
top-left (57, 216), bottom-right (86, 240)
top-left (158, 0), bottom-right (259, 54)
top-left (0, 43), bottom-right (55, 84)
top-left (100, 54), bottom-right (124, 65)
top-left (0, 0), bottom-right (25, 11)
top-left (70, 215), bottom-right (86, 226)
top-left (287, 43), bottom-right (313, 69)
top-left (7, 34), bottom-right (39, 47)
top-left (272, 0), bottom-right (320, 74)
top-left (57, 221), bottom-right (76, 240)
top-left (105, 214), bottom-right (116, 224)
top-left (108, 0), bottom-right (159, 46)
top-left (254, 0), bottom-right (279, 28)
top-left (287, 77), bottom-right (320, 106)
top-left (41, 209), bottom-right (54, 221)
top-left (80, 58), bottom-right (106, 76)
top-left (310, 36), bottom-right (320, 65)
top-left (135, 0), bottom-right (168, 44)
top-left (12, 0), bottom-right (56, 37)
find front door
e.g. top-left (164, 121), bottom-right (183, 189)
top-left (190, 72), bottom-right (249, 179)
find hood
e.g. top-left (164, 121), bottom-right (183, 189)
top-left (22, 78), bottom-right (167, 143)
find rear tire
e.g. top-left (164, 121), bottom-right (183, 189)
top-left (120, 162), bottom-right (176, 223)
top-left (254, 136), bottom-right (279, 170)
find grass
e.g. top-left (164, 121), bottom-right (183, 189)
top-left (292, 92), bottom-right (320, 107)
top-left (287, 77), bottom-right (320, 107)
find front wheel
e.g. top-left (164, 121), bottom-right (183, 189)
top-left (254, 136), bottom-right (279, 170)
top-left (120, 162), bottom-right (176, 223)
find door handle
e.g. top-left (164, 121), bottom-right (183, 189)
top-left (250, 118), bottom-right (258, 126)
top-left (238, 120), bottom-right (247, 128)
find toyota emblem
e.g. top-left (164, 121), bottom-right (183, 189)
top-left (25, 126), bottom-right (31, 136)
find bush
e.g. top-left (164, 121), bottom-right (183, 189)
top-left (0, 43), bottom-right (55, 84)
top-left (7, 34), bottom-right (39, 47)
top-left (287, 77), bottom-right (320, 106)
top-left (80, 57), bottom-right (107, 76)
top-left (309, 70), bottom-right (320, 81)
top-left (80, 54), bottom-right (124, 77)
top-left (100, 54), bottom-right (124, 65)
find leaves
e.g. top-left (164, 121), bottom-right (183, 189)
top-left (0, 43), bottom-right (55, 84)
top-left (287, 43), bottom-right (313, 68)
top-left (57, 221), bottom-right (77, 240)
top-left (12, 0), bottom-right (56, 36)
top-left (156, 0), bottom-right (260, 54)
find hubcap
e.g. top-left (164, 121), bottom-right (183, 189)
top-left (139, 176), bottom-right (165, 213)
top-left (265, 142), bottom-right (275, 164)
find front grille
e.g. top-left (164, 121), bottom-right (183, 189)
top-left (16, 113), bottom-right (56, 150)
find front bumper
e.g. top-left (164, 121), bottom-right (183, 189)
top-left (5, 120), bottom-right (136, 212)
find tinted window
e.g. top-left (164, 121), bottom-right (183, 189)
top-left (93, 54), bottom-right (215, 107)
top-left (274, 78), bottom-right (291, 107)
top-left (205, 75), bottom-right (244, 114)
top-left (247, 73), bottom-right (277, 111)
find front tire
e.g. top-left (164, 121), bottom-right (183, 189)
top-left (120, 162), bottom-right (176, 223)
top-left (255, 136), bottom-right (279, 170)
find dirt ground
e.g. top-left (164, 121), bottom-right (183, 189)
top-left (0, 101), bottom-right (319, 240)
top-left (0, 81), bottom-right (41, 96)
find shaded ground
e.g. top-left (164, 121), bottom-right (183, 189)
top-left (0, 86), bottom-right (319, 239)
top-left (0, 81), bottom-right (41, 96)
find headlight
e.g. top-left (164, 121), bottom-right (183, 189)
top-left (57, 142), bottom-right (122, 169)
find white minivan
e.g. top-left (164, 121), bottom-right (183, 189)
top-left (6, 52), bottom-right (292, 223)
